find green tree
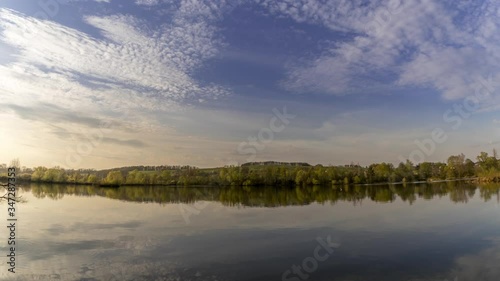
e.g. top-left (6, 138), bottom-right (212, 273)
top-left (160, 170), bottom-right (171, 184)
top-left (464, 159), bottom-right (476, 177)
top-left (31, 166), bottom-right (48, 181)
top-left (104, 171), bottom-right (124, 185)
top-left (372, 163), bottom-right (393, 182)
top-left (295, 170), bottom-right (308, 186)
top-left (126, 170), bottom-right (139, 184)
top-left (476, 151), bottom-right (498, 172)
top-left (446, 154), bottom-right (466, 179)
top-left (417, 162), bottom-right (432, 180)
top-left (87, 174), bottom-right (98, 184)
top-left (42, 168), bottom-right (66, 182)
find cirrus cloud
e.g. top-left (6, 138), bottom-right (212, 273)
top-left (263, 0), bottom-right (500, 102)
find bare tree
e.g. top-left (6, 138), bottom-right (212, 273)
top-left (9, 158), bottom-right (20, 172)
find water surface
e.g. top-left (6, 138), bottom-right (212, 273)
top-left (1, 182), bottom-right (500, 281)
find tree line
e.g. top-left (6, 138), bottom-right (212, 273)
top-left (1, 150), bottom-right (500, 187)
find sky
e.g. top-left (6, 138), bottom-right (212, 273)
top-left (0, 0), bottom-right (499, 169)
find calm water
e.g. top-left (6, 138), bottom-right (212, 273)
top-left (1, 182), bottom-right (500, 281)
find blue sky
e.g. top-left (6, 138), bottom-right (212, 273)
top-left (0, 0), bottom-right (499, 169)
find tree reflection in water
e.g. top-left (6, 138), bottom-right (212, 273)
top-left (22, 181), bottom-right (500, 207)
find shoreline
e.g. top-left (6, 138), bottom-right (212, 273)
top-left (1, 176), bottom-right (491, 188)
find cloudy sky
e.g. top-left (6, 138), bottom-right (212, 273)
top-left (0, 0), bottom-right (499, 169)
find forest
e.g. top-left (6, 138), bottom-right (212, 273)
top-left (1, 151), bottom-right (500, 187)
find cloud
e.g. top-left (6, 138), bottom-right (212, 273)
top-left (0, 6), bottom-right (229, 113)
top-left (45, 222), bottom-right (144, 236)
top-left (257, 0), bottom-right (379, 33)
top-left (264, 0), bottom-right (500, 101)
top-left (135, 0), bottom-right (160, 6)
top-left (450, 238), bottom-right (500, 281)
top-left (3, 103), bottom-right (105, 128)
top-left (63, 0), bottom-right (112, 3)
top-left (101, 137), bottom-right (148, 148)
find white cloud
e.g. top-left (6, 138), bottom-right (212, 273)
top-left (0, 3), bottom-right (236, 168)
top-left (135, 0), bottom-right (159, 5)
top-left (0, 5), bottom-right (229, 113)
top-left (70, 0), bottom-right (111, 2)
top-left (264, 0), bottom-right (500, 102)
top-left (257, 0), bottom-right (379, 33)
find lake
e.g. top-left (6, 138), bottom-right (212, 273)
top-left (1, 182), bottom-right (500, 281)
